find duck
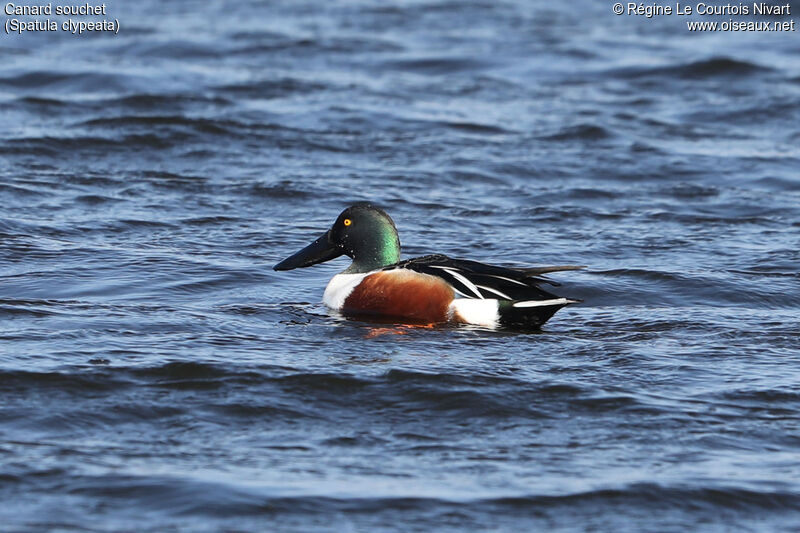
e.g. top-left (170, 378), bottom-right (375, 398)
top-left (273, 203), bottom-right (582, 329)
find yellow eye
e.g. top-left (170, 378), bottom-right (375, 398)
top-left (343, 218), bottom-right (352, 226)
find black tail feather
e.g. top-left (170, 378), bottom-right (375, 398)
top-left (498, 300), bottom-right (575, 329)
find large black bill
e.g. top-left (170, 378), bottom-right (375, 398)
top-left (273, 231), bottom-right (344, 271)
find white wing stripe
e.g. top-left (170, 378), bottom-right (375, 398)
top-left (513, 298), bottom-right (576, 308)
top-left (451, 287), bottom-right (472, 298)
top-left (441, 268), bottom-right (484, 299)
top-left (475, 285), bottom-right (512, 300)
top-left (486, 274), bottom-right (528, 286)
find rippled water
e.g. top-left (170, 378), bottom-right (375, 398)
top-left (2, 1), bottom-right (800, 531)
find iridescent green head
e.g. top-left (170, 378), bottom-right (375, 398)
top-left (273, 203), bottom-right (401, 273)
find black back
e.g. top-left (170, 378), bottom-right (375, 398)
top-left (384, 254), bottom-right (575, 302)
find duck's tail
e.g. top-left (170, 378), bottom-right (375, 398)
top-left (498, 297), bottom-right (580, 329)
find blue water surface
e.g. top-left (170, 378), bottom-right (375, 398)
top-left (1, 1), bottom-right (799, 531)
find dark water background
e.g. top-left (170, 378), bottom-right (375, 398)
top-left (2, 1), bottom-right (800, 531)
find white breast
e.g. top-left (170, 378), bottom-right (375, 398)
top-left (322, 273), bottom-right (370, 310)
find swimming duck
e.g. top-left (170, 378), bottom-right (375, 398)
top-left (274, 204), bottom-right (581, 328)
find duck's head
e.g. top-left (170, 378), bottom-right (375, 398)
top-left (273, 204), bottom-right (401, 273)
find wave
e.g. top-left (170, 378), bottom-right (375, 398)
top-left (438, 120), bottom-right (511, 134)
top-left (611, 57), bottom-right (771, 80)
top-left (0, 368), bottom-right (131, 393)
top-left (81, 115), bottom-right (235, 136)
top-left (215, 78), bottom-right (328, 99)
top-left (586, 268), bottom-right (800, 308)
top-left (0, 362), bottom-right (660, 429)
top-left (380, 56), bottom-right (494, 74)
top-left (0, 70), bottom-right (142, 92)
top-left (28, 476), bottom-right (800, 523)
top-left (0, 71), bottom-right (77, 88)
top-left (107, 93), bottom-right (233, 110)
top-left (540, 124), bottom-right (613, 141)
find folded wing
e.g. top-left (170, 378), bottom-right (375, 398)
top-left (387, 254), bottom-right (583, 302)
